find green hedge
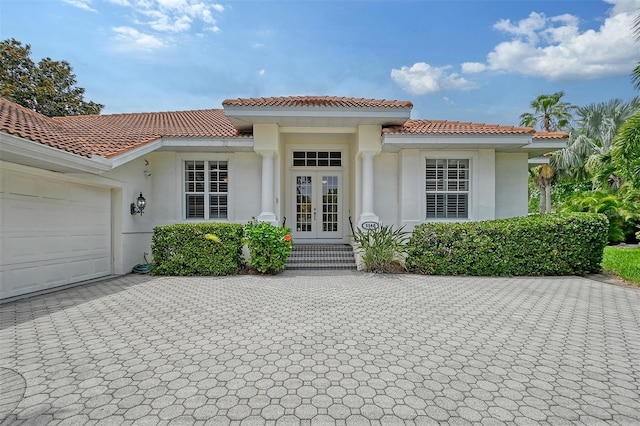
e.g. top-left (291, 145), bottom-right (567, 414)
top-left (406, 213), bottom-right (608, 276)
top-left (151, 223), bottom-right (244, 276)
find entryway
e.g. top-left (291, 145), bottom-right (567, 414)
top-left (291, 171), bottom-right (343, 241)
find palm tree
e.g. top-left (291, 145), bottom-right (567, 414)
top-left (552, 97), bottom-right (640, 184)
top-left (519, 92), bottom-right (573, 131)
top-left (611, 110), bottom-right (640, 190)
top-left (632, 13), bottom-right (640, 90)
top-left (521, 92), bottom-right (573, 212)
top-left (532, 164), bottom-right (554, 213)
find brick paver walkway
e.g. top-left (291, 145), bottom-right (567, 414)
top-left (1, 273), bottom-right (639, 425)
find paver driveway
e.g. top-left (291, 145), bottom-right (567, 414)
top-left (1, 273), bottom-right (639, 425)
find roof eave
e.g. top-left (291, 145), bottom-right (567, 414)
top-left (0, 132), bottom-right (112, 174)
top-left (223, 106), bottom-right (411, 130)
top-left (381, 133), bottom-right (534, 152)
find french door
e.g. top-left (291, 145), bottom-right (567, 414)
top-left (292, 172), bottom-right (342, 239)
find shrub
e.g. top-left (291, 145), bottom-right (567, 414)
top-left (244, 220), bottom-right (293, 274)
top-left (353, 225), bottom-right (409, 273)
top-left (151, 223), bottom-right (243, 276)
top-left (406, 213), bottom-right (608, 276)
top-left (559, 189), bottom-right (640, 243)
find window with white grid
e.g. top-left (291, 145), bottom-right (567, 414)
top-left (425, 158), bottom-right (469, 219)
top-left (184, 160), bottom-right (228, 219)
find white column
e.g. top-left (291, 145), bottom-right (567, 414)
top-left (359, 151), bottom-right (379, 226)
top-left (257, 151), bottom-right (277, 224)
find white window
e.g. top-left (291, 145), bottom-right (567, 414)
top-left (425, 158), bottom-right (469, 219)
top-left (293, 151), bottom-right (342, 167)
top-left (184, 160), bottom-right (228, 219)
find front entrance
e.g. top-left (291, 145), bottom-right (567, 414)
top-left (291, 171), bottom-right (342, 240)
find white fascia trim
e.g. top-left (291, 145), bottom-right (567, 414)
top-left (523, 141), bottom-right (567, 150)
top-left (0, 132), bottom-right (112, 173)
top-left (162, 137), bottom-right (254, 149)
top-left (528, 156), bottom-right (551, 165)
top-left (383, 134), bottom-right (533, 146)
top-left (0, 160), bottom-right (123, 187)
top-left (224, 106), bottom-right (411, 120)
top-left (108, 138), bottom-right (164, 168)
top-left (108, 136), bottom-right (255, 168)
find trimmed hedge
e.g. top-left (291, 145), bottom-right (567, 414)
top-left (406, 213), bottom-right (608, 276)
top-left (151, 223), bottom-right (244, 276)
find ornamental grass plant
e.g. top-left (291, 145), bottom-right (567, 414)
top-left (353, 225), bottom-right (409, 273)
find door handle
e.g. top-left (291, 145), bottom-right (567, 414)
top-left (314, 207), bottom-right (316, 221)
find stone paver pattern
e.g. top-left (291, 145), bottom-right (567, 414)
top-left (1, 272), bottom-right (639, 425)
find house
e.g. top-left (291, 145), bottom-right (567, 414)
top-left (0, 96), bottom-right (567, 299)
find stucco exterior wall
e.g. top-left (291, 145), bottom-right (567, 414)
top-left (397, 149), bottom-right (497, 231)
top-left (374, 153), bottom-right (399, 227)
top-left (104, 150), bottom-right (263, 273)
top-left (495, 152), bottom-right (529, 219)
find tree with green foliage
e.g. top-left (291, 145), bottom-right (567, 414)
top-left (552, 97), bottom-right (640, 184)
top-left (0, 38), bottom-right (103, 116)
top-left (632, 13), bottom-right (640, 90)
top-left (611, 111), bottom-right (640, 190)
top-left (519, 92), bottom-right (573, 132)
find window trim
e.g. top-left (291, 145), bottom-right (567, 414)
top-left (422, 151), bottom-right (478, 222)
top-left (180, 154), bottom-right (233, 221)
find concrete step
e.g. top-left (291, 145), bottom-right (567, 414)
top-left (286, 244), bottom-right (357, 270)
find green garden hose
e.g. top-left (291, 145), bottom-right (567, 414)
top-left (132, 263), bottom-right (153, 274)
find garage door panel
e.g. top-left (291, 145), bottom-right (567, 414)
top-left (42, 180), bottom-right (68, 200)
top-left (3, 199), bottom-right (40, 228)
top-left (1, 170), bottom-right (111, 300)
top-left (6, 172), bottom-right (39, 196)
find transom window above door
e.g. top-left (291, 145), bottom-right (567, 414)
top-left (293, 151), bottom-right (342, 167)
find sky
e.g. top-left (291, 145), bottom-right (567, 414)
top-left (1, 0), bottom-right (639, 126)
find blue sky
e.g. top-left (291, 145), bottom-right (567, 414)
top-left (2, 0), bottom-right (639, 126)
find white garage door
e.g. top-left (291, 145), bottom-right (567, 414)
top-left (0, 168), bottom-right (111, 300)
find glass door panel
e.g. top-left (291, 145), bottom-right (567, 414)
top-left (295, 175), bottom-right (313, 235)
top-left (292, 172), bottom-right (341, 239)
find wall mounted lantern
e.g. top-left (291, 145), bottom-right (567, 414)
top-left (130, 192), bottom-right (146, 215)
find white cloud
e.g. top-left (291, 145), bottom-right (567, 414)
top-left (258, 69), bottom-right (266, 76)
top-left (62, 0), bottom-right (97, 12)
top-left (461, 62), bottom-right (487, 73)
top-left (112, 0), bottom-right (224, 33)
top-left (443, 96), bottom-right (456, 106)
top-left (463, 0), bottom-right (640, 80)
top-left (111, 26), bottom-right (167, 51)
top-left (391, 62), bottom-right (479, 95)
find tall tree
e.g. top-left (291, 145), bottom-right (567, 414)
top-left (519, 92), bottom-right (573, 132)
top-left (552, 97), bottom-right (640, 182)
top-left (0, 38), bottom-right (103, 116)
top-left (611, 111), bottom-right (640, 190)
top-left (0, 38), bottom-right (37, 110)
top-left (633, 13), bottom-right (640, 90)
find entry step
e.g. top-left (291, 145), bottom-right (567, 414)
top-left (286, 244), bottom-right (357, 270)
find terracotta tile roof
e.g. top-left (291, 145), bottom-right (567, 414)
top-left (223, 96), bottom-right (413, 109)
top-left (383, 119), bottom-right (536, 136)
top-left (1, 98), bottom-right (247, 158)
top-left (532, 131), bottom-right (569, 140)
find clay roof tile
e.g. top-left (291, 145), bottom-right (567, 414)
top-left (1, 98), bottom-right (246, 158)
top-left (383, 119), bottom-right (537, 136)
top-left (223, 96), bottom-right (413, 109)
